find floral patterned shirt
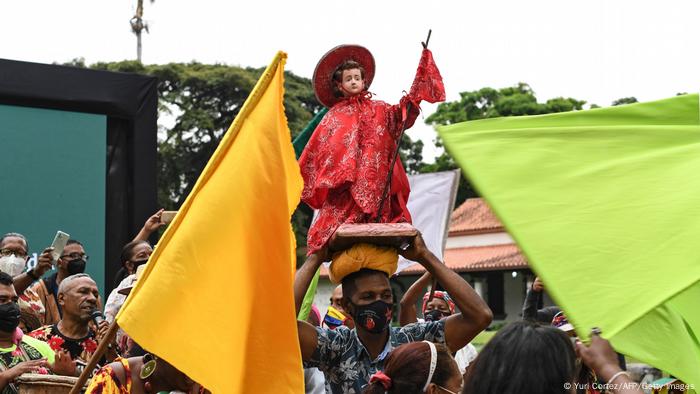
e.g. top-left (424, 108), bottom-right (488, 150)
top-left (28, 324), bottom-right (100, 375)
top-left (304, 321), bottom-right (446, 394)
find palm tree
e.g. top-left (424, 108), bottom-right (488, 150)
top-left (130, 0), bottom-right (154, 62)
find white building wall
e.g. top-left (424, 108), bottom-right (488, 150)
top-left (446, 232), bottom-right (514, 249)
top-left (313, 277), bottom-right (336, 318)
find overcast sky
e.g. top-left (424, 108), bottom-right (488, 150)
top-left (3, 0), bottom-right (698, 160)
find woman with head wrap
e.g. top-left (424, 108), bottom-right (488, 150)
top-left (399, 272), bottom-right (478, 373)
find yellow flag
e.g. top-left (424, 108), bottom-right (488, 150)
top-left (116, 52), bottom-right (304, 393)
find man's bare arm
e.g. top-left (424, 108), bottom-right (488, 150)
top-left (399, 272), bottom-right (432, 326)
top-left (400, 234), bottom-right (493, 352)
top-left (294, 251), bottom-right (329, 361)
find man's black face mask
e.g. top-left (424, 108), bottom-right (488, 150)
top-left (67, 258), bottom-right (87, 275)
top-left (0, 303), bottom-right (20, 333)
top-left (350, 300), bottom-right (392, 334)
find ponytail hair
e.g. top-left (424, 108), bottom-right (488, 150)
top-left (362, 341), bottom-right (458, 394)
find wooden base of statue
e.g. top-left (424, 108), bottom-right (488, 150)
top-left (16, 374), bottom-right (86, 394)
top-left (329, 223), bottom-right (418, 251)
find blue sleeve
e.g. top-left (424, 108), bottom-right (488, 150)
top-left (396, 320), bottom-right (447, 345)
top-left (303, 326), bottom-right (350, 372)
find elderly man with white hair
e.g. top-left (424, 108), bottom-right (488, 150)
top-left (28, 274), bottom-right (116, 376)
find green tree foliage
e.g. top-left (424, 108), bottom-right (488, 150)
top-left (611, 97), bottom-right (638, 106)
top-left (422, 83), bottom-right (586, 204)
top-left (426, 83), bottom-right (585, 124)
top-left (88, 61), bottom-right (322, 208)
top-left (399, 134), bottom-right (425, 174)
top-left (69, 60), bottom-right (322, 260)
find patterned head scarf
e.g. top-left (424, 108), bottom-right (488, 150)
top-left (422, 291), bottom-right (455, 315)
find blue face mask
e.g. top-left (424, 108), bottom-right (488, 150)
top-left (351, 300), bottom-right (393, 334)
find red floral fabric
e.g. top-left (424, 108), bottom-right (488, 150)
top-left (300, 49), bottom-right (445, 254)
top-left (28, 325), bottom-right (98, 364)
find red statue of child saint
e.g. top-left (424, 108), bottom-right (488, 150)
top-left (299, 44), bottom-right (446, 255)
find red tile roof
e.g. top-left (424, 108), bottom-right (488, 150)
top-left (400, 244), bottom-right (528, 274)
top-left (449, 198), bottom-right (504, 235)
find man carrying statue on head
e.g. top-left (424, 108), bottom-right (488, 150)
top-left (295, 36), bottom-right (493, 394)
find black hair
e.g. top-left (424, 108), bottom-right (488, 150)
top-left (341, 268), bottom-right (389, 302)
top-left (66, 239), bottom-right (83, 247)
top-left (113, 240), bottom-right (152, 288)
top-left (120, 239), bottom-right (151, 264)
top-left (0, 232), bottom-right (29, 254)
top-left (462, 320), bottom-right (577, 394)
top-left (127, 341), bottom-right (147, 357)
top-left (0, 272), bottom-right (13, 287)
top-left (363, 342), bottom-right (459, 394)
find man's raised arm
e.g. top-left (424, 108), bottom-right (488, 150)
top-left (400, 233), bottom-right (493, 353)
top-left (294, 251), bottom-right (327, 361)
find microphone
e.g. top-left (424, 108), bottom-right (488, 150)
top-left (90, 309), bottom-right (106, 326)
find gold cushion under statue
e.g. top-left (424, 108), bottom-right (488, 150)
top-left (329, 243), bottom-right (398, 284)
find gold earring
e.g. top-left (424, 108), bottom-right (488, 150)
top-left (140, 354), bottom-right (157, 380)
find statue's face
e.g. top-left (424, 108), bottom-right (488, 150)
top-left (337, 68), bottom-right (365, 97)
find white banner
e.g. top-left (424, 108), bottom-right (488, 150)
top-left (397, 169), bottom-right (460, 272)
top-left (317, 169), bottom-right (460, 273)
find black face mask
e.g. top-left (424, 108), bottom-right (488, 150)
top-left (0, 303), bottom-right (20, 333)
top-left (350, 300), bottom-right (392, 334)
top-left (424, 309), bottom-right (449, 322)
top-left (67, 258), bottom-right (87, 275)
top-left (131, 259), bottom-right (148, 270)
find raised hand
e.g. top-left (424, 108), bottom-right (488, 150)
top-left (34, 247), bottom-right (55, 277)
top-left (532, 277), bottom-right (544, 292)
top-left (398, 232), bottom-right (431, 263)
top-left (143, 209), bottom-right (166, 233)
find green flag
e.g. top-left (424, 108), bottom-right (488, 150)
top-left (438, 93), bottom-right (700, 388)
top-left (293, 108), bottom-right (327, 321)
top-left (293, 107), bottom-right (328, 158)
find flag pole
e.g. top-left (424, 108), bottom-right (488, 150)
top-left (374, 29), bottom-right (432, 223)
top-left (69, 321), bottom-right (120, 394)
top-left (373, 30), bottom-right (439, 300)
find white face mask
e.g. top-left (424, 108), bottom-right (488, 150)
top-left (0, 255), bottom-right (26, 277)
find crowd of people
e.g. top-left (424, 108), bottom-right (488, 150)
top-left (0, 218), bottom-right (652, 394)
top-left (0, 210), bottom-right (203, 393)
